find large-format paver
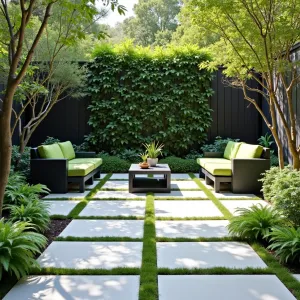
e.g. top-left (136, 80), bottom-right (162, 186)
top-left (155, 190), bottom-right (208, 199)
top-left (94, 173), bottom-right (107, 180)
top-left (156, 220), bottom-right (229, 238)
top-left (59, 220), bottom-right (144, 238)
top-left (92, 190), bottom-right (146, 199)
top-left (158, 275), bottom-right (296, 300)
top-left (293, 274), bottom-right (300, 281)
top-left (85, 180), bottom-right (100, 190)
top-left (43, 191), bottom-right (89, 200)
top-left (220, 200), bottom-right (269, 216)
top-left (37, 242), bottom-right (143, 269)
top-left (171, 181), bottom-right (200, 190)
top-left (102, 181), bottom-right (129, 190)
top-left (4, 275), bottom-right (140, 300)
top-left (157, 242), bottom-right (266, 269)
top-left (110, 173), bottom-right (147, 180)
top-left (43, 201), bottom-right (80, 216)
top-left (212, 191), bottom-right (258, 199)
top-left (170, 174), bottom-right (192, 180)
top-left (155, 201), bottom-right (223, 218)
top-left (79, 201), bottom-right (145, 217)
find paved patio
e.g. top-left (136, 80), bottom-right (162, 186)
top-left (4, 173), bottom-right (297, 300)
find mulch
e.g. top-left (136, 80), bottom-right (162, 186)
top-left (44, 219), bottom-right (71, 246)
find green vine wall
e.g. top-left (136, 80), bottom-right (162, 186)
top-left (86, 42), bottom-right (213, 156)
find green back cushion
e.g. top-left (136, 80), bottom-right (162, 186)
top-left (38, 144), bottom-right (64, 159)
top-left (223, 141), bottom-right (242, 159)
top-left (235, 143), bottom-right (264, 159)
top-left (58, 141), bottom-right (75, 160)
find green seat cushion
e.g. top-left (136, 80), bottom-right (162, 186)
top-left (235, 143), bottom-right (264, 159)
top-left (69, 158), bottom-right (102, 169)
top-left (204, 163), bottom-right (232, 176)
top-left (197, 158), bottom-right (231, 168)
top-left (58, 141), bottom-right (75, 160)
top-left (38, 144), bottom-right (65, 159)
top-left (68, 162), bottom-right (95, 177)
top-left (224, 141), bottom-right (243, 159)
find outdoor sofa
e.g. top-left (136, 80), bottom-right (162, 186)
top-left (197, 142), bottom-right (270, 193)
top-left (30, 141), bottom-right (102, 193)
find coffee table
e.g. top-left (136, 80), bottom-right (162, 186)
top-left (129, 164), bottom-right (171, 193)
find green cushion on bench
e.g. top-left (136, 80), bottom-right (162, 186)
top-left (68, 162), bottom-right (95, 177)
top-left (204, 163), bottom-right (232, 176)
top-left (69, 158), bottom-right (102, 169)
top-left (224, 141), bottom-right (243, 159)
top-left (235, 143), bottom-right (264, 159)
top-left (38, 144), bottom-right (64, 159)
top-left (197, 158), bottom-right (230, 168)
top-left (58, 141), bottom-right (75, 160)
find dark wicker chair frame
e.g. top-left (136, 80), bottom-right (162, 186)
top-left (30, 148), bottom-right (101, 193)
top-left (199, 148), bottom-right (270, 193)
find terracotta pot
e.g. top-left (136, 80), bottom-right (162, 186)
top-left (147, 158), bottom-right (158, 167)
top-left (139, 162), bottom-right (150, 169)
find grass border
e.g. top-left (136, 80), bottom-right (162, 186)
top-left (86, 173), bottom-right (112, 199)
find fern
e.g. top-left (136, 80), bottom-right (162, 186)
top-left (227, 204), bottom-right (286, 241)
top-left (0, 219), bottom-right (47, 280)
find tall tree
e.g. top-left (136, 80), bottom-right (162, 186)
top-left (188, 0), bottom-right (300, 169)
top-left (123, 0), bottom-right (181, 46)
top-left (0, 0), bottom-right (126, 216)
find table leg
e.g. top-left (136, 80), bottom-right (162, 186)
top-left (166, 172), bottom-right (171, 192)
top-left (129, 173), bottom-right (134, 193)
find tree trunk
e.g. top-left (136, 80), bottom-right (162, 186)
top-left (271, 129), bottom-right (285, 169)
top-left (0, 84), bottom-right (17, 216)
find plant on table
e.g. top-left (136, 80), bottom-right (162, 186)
top-left (0, 219), bottom-right (47, 280)
top-left (267, 226), bottom-right (300, 264)
top-left (143, 141), bottom-right (164, 167)
top-left (139, 152), bottom-right (149, 169)
top-left (227, 204), bottom-right (286, 241)
top-left (6, 200), bottom-right (50, 233)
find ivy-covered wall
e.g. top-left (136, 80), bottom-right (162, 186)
top-left (86, 43), bottom-right (214, 156)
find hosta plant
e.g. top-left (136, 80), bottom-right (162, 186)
top-left (0, 219), bottom-right (47, 280)
top-left (267, 226), bottom-right (300, 264)
top-left (6, 200), bottom-right (50, 233)
top-left (227, 204), bottom-right (286, 241)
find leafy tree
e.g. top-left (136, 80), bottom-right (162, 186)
top-left (0, 0), bottom-right (126, 216)
top-left (187, 0), bottom-right (300, 169)
top-left (123, 0), bottom-right (181, 46)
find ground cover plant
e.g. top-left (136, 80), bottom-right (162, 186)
top-left (86, 42), bottom-right (213, 156)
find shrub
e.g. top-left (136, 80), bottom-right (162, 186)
top-left (97, 154), bottom-right (131, 173)
top-left (113, 149), bottom-right (140, 163)
top-left (42, 136), bottom-right (61, 145)
top-left (260, 166), bottom-right (281, 201)
top-left (11, 145), bottom-right (31, 178)
top-left (87, 42), bottom-right (213, 156)
top-left (73, 141), bottom-right (90, 152)
top-left (159, 156), bottom-right (199, 173)
top-left (227, 204), bottom-right (286, 241)
top-left (267, 226), bottom-right (300, 264)
top-left (185, 150), bottom-right (203, 160)
top-left (201, 136), bottom-right (240, 153)
top-left (6, 200), bottom-right (50, 233)
top-left (4, 181), bottom-right (50, 205)
top-left (0, 219), bottom-right (47, 280)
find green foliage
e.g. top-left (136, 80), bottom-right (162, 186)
top-left (140, 152), bottom-right (149, 163)
top-left (4, 173), bottom-right (50, 205)
top-left (0, 219), bottom-right (47, 280)
top-left (96, 154), bottom-right (131, 173)
top-left (42, 136), bottom-right (61, 145)
top-left (227, 204), bottom-right (286, 241)
top-left (113, 149), bottom-right (140, 163)
top-left (201, 136), bottom-right (239, 153)
top-left (10, 146), bottom-right (31, 178)
top-left (258, 133), bottom-right (274, 148)
top-left (159, 156), bottom-right (199, 173)
top-left (143, 141), bottom-right (164, 159)
top-left (185, 150), bottom-right (203, 160)
top-left (6, 200), bottom-right (50, 233)
top-left (87, 42), bottom-right (213, 156)
top-left (261, 166), bottom-right (300, 225)
top-left (73, 142), bottom-right (90, 152)
top-left (267, 226), bottom-right (300, 264)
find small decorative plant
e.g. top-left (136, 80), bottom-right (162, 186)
top-left (143, 141), bottom-right (164, 166)
top-left (139, 152), bottom-right (149, 168)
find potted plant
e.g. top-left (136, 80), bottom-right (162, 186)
top-left (139, 152), bottom-right (149, 169)
top-left (143, 141), bottom-right (164, 167)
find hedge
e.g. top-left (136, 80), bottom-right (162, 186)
top-left (86, 42), bottom-right (213, 157)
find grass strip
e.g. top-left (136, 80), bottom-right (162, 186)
top-left (56, 236), bottom-right (143, 242)
top-left (50, 214), bottom-right (69, 220)
top-left (67, 200), bottom-right (88, 218)
top-left (86, 173), bottom-right (112, 199)
top-left (31, 267), bottom-right (140, 276)
top-left (156, 237), bottom-right (243, 242)
top-left (251, 242), bottom-right (300, 299)
top-left (156, 216), bottom-right (227, 221)
top-left (139, 193), bottom-right (158, 300)
top-left (189, 173), bottom-right (232, 219)
top-left (158, 267), bottom-right (271, 275)
top-left (74, 215), bottom-right (144, 220)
